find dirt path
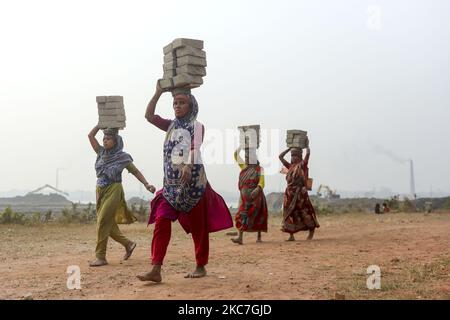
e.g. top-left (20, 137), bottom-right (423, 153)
top-left (1, 212), bottom-right (449, 300)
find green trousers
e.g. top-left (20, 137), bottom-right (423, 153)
top-left (95, 183), bottom-right (135, 260)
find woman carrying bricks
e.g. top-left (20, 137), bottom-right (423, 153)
top-left (137, 83), bottom-right (233, 283)
top-left (279, 139), bottom-right (319, 241)
top-left (88, 126), bottom-right (156, 267)
top-left (231, 146), bottom-right (268, 244)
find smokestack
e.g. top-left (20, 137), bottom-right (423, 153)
top-left (409, 159), bottom-right (416, 199)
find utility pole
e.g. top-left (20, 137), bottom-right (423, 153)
top-left (56, 168), bottom-right (66, 190)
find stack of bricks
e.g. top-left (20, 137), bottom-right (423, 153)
top-left (286, 130), bottom-right (308, 149)
top-left (238, 125), bottom-right (261, 149)
top-left (158, 38), bottom-right (207, 91)
top-left (96, 96), bottom-right (126, 129)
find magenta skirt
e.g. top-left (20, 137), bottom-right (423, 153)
top-left (148, 183), bottom-right (233, 234)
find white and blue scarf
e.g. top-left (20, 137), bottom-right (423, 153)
top-left (162, 94), bottom-right (207, 212)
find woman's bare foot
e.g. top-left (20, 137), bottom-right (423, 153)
top-left (184, 266), bottom-right (207, 278)
top-left (286, 234), bottom-right (295, 241)
top-left (256, 232), bottom-right (262, 243)
top-left (89, 258), bottom-right (108, 267)
top-left (307, 229), bottom-right (315, 240)
top-left (137, 265), bottom-right (162, 283)
top-left (231, 237), bottom-right (243, 245)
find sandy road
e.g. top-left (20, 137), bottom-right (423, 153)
top-left (1, 212), bottom-right (449, 300)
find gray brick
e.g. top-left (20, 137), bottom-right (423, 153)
top-left (98, 109), bottom-right (126, 116)
top-left (176, 55), bottom-right (207, 67)
top-left (164, 65), bottom-right (206, 78)
top-left (173, 74), bottom-right (203, 87)
top-left (96, 96), bottom-right (107, 103)
top-left (163, 69), bottom-right (177, 79)
top-left (163, 38), bottom-right (204, 55)
top-left (98, 102), bottom-right (124, 110)
top-left (158, 78), bottom-right (174, 90)
top-left (164, 47), bottom-right (206, 63)
top-left (287, 129), bottom-right (307, 135)
top-left (103, 96), bottom-right (123, 103)
top-left (163, 43), bottom-right (173, 55)
top-left (98, 121), bottom-right (126, 129)
top-left (99, 115), bottom-right (126, 121)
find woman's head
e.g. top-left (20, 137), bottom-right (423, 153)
top-left (173, 94), bottom-right (191, 119)
top-left (102, 128), bottom-right (118, 150)
top-left (290, 148), bottom-right (303, 164)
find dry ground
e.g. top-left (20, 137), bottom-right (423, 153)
top-left (1, 212), bottom-right (450, 300)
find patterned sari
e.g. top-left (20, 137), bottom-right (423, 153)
top-left (282, 161), bottom-right (319, 233)
top-left (235, 165), bottom-right (268, 232)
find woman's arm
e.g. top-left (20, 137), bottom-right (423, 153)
top-left (304, 137), bottom-right (310, 164)
top-left (126, 163), bottom-right (156, 193)
top-left (279, 148), bottom-right (291, 169)
top-left (88, 125), bottom-right (101, 153)
top-left (234, 147), bottom-right (246, 169)
top-left (145, 82), bottom-right (164, 123)
top-left (133, 169), bottom-right (156, 193)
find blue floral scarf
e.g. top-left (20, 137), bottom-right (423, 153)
top-left (95, 134), bottom-right (133, 188)
top-left (162, 94), bottom-right (208, 212)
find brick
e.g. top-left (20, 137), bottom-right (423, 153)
top-left (162, 55), bottom-right (207, 70)
top-left (171, 38), bottom-right (204, 51)
top-left (106, 96), bottom-right (123, 103)
top-left (176, 55), bottom-right (207, 67)
top-left (163, 69), bottom-right (176, 79)
top-left (98, 122), bottom-right (126, 129)
top-left (99, 115), bottom-right (126, 121)
top-left (96, 96), bottom-right (107, 103)
top-left (163, 38), bottom-right (203, 54)
top-left (173, 74), bottom-right (203, 87)
top-left (287, 129), bottom-right (307, 135)
top-left (98, 109), bottom-right (126, 116)
top-left (164, 47), bottom-right (206, 63)
top-left (158, 78), bottom-right (174, 90)
top-left (287, 141), bottom-right (307, 149)
top-left (163, 38), bottom-right (204, 55)
top-left (164, 65), bottom-right (206, 78)
top-left (238, 125), bottom-right (260, 132)
top-left (163, 43), bottom-right (173, 55)
top-left (163, 42), bottom-right (173, 54)
top-left (98, 102), bottom-right (124, 109)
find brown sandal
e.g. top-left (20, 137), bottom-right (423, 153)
top-left (123, 242), bottom-right (136, 261)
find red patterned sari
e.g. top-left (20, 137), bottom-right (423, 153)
top-left (235, 165), bottom-right (268, 232)
top-left (282, 160), bottom-right (319, 233)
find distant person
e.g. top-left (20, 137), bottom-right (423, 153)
top-left (374, 203), bottom-right (381, 214)
top-left (278, 138), bottom-right (319, 241)
top-left (382, 202), bottom-right (390, 213)
top-left (137, 83), bottom-right (233, 283)
top-left (231, 146), bottom-right (268, 245)
top-left (88, 126), bottom-right (156, 267)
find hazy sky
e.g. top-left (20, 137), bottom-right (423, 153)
top-left (1, 0), bottom-right (449, 197)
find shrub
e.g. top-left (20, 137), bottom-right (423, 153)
top-left (400, 197), bottom-right (416, 213)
